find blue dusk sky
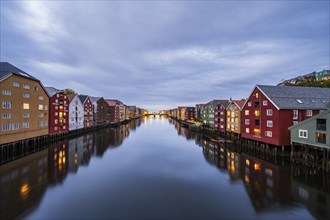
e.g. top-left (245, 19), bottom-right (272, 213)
top-left (1, 1), bottom-right (329, 112)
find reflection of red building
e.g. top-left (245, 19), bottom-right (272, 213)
top-left (45, 87), bottom-right (69, 134)
top-left (48, 141), bottom-right (69, 184)
top-left (241, 153), bottom-right (292, 211)
top-left (226, 149), bottom-right (241, 181)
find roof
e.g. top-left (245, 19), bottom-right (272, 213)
top-left (78, 95), bottom-right (88, 104)
top-left (206, 100), bottom-right (230, 108)
top-left (0, 62), bottom-right (39, 82)
top-left (257, 85), bottom-right (330, 110)
top-left (45, 87), bottom-right (60, 97)
top-left (289, 108), bottom-right (330, 130)
top-left (234, 100), bottom-right (246, 109)
top-left (66, 94), bottom-right (77, 103)
top-left (89, 96), bottom-right (101, 104)
top-left (106, 99), bottom-right (123, 104)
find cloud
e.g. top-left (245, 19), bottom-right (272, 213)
top-left (1, 1), bottom-right (329, 112)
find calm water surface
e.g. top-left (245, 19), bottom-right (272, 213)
top-left (0, 116), bottom-right (329, 219)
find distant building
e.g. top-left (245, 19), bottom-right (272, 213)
top-left (241, 85), bottom-right (330, 146)
top-left (195, 104), bottom-right (205, 120)
top-left (106, 100), bottom-right (120, 123)
top-left (79, 95), bottom-right (93, 128)
top-left (0, 62), bottom-right (49, 144)
top-left (289, 106), bottom-right (329, 148)
top-left (202, 100), bottom-right (228, 129)
top-left (90, 97), bottom-right (109, 126)
top-left (214, 100), bottom-right (230, 134)
top-left (46, 87), bottom-right (69, 135)
top-left (67, 94), bottom-right (84, 131)
top-left (226, 100), bottom-right (245, 135)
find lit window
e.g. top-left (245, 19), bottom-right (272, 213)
top-left (254, 128), bottom-right (260, 135)
top-left (266, 109), bottom-right (273, 116)
top-left (23, 122), bottom-right (29, 129)
top-left (23, 103), bottom-right (30, 109)
top-left (55, 112), bottom-right (58, 116)
top-left (2, 102), bottom-right (12, 109)
top-left (245, 110), bottom-right (249, 115)
top-left (266, 131), bottom-right (272, 137)
top-left (220, 112), bottom-right (223, 115)
top-left (227, 111), bottom-right (230, 116)
top-left (263, 100), bottom-right (267, 106)
top-left (246, 128), bottom-right (250, 133)
top-left (45, 105), bottom-right (48, 110)
top-left (245, 119), bottom-right (250, 125)
top-left (267, 120), bottom-right (273, 127)
top-left (23, 84), bottom-right (30, 89)
top-left (12, 82), bottom-right (19, 87)
top-left (255, 110), bottom-right (260, 116)
top-left (298, 129), bottom-right (308, 138)
top-left (256, 93), bottom-right (259, 98)
top-left (23, 93), bottom-right (30, 98)
top-left (246, 159), bottom-right (250, 166)
top-left (2, 90), bottom-right (11, 96)
top-left (220, 125), bottom-right (224, 129)
top-left (254, 163), bottom-right (261, 171)
top-left (293, 110), bottom-right (298, 119)
top-left (55, 119), bottom-right (58, 124)
top-left (231, 112), bottom-right (235, 117)
top-left (38, 105), bottom-right (43, 110)
top-left (306, 110), bottom-right (312, 117)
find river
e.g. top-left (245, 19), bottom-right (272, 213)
top-left (0, 116), bottom-right (329, 219)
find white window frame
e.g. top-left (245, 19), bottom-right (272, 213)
top-left (2, 101), bottom-right (11, 109)
top-left (2, 90), bottom-right (11, 96)
top-left (12, 122), bottom-right (19, 130)
top-left (23, 84), bottom-right (30, 89)
top-left (23, 122), bottom-right (30, 129)
top-left (12, 82), bottom-right (19, 87)
top-left (306, 110), bottom-right (312, 117)
top-left (248, 102), bottom-right (251, 107)
top-left (2, 123), bottom-right (11, 131)
top-left (2, 113), bottom-right (11, 119)
top-left (38, 96), bottom-right (44, 100)
top-left (298, 129), bottom-right (308, 138)
top-left (246, 128), bottom-right (250, 133)
top-left (267, 120), bottom-right (273, 127)
top-left (23, 93), bottom-right (30, 98)
top-left (266, 109), bottom-right (273, 116)
top-left (293, 110), bottom-right (298, 120)
top-left (23, 113), bottom-right (30, 118)
top-left (245, 119), bottom-right (250, 125)
top-left (266, 131), bottom-right (272, 137)
top-left (263, 100), bottom-right (268, 106)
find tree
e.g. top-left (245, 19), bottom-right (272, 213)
top-left (63, 88), bottom-right (77, 94)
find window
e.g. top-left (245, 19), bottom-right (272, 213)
top-left (248, 102), bottom-right (251, 107)
top-left (245, 119), bottom-right (250, 125)
top-left (2, 90), bottom-right (11, 96)
top-left (2, 101), bottom-right (12, 109)
top-left (12, 82), bottom-right (19, 87)
top-left (2, 113), bottom-right (11, 119)
top-left (23, 122), bottom-right (30, 129)
top-left (38, 96), bottom-right (44, 100)
top-left (316, 119), bottom-right (326, 131)
top-left (266, 131), bottom-right (272, 137)
top-left (227, 111), bottom-right (230, 116)
top-left (33, 86), bottom-right (38, 91)
top-left (296, 99), bottom-right (303, 104)
top-left (246, 128), bottom-right (250, 133)
top-left (220, 111), bottom-right (223, 115)
top-left (23, 84), bottom-right (30, 89)
top-left (267, 120), bottom-right (273, 127)
top-left (245, 110), bottom-right (249, 116)
top-left (266, 109), bottom-right (273, 116)
top-left (254, 128), bottom-right (261, 135)
top-left (255, 110), bottom-right (260, 116)
top-left (255, 102), bottom-right (260, 108)
top-left (23, 113), bottom-right (30, 118)
top-left (306, 110), bottom-right (312, 117)
top-left (2, 123), bottom-right (11, 131)
top-left (38, 121), bottom-right (43, 127)
top-left (235, 110), bottom-right (238, 117)
top-left (231, 112), bottom-right (235, 118)
top-left (293, 121), bottom-right (298, 125)
top-left (220, 125), bottom-right (224, 129)
top-left (316, 133), bottom-right (326, 144)
top-left (55, 112), bottom-right (58, 116)
top-left (298, 129), bottom-right (308, 138)
top-left (44, 121), bottom-right (48, 126)
top-left (263, 100), bottom-right (268, 106)
top-left (12, 123), bottom-right (19, 130)
top-left (55, 119), bottom-right (58, 124)
top-left (23, 93), bottom-right (30, 98)
top-left (23, 103), bottom-right (30, 109)
top-left (255, 119), bottom-right (260, 126)
top-left (38, 113), bottom-right (43, 118)
top-left (256, 93), bottom-right (259, 98)
top-left (38, 104), bottom-right (43, 110)
top-left (220, 118), bottom-right (223, 122)
top-left (293, 110), bottom-right (298, 119)
top-left (55, 106), bottom-right (58, 110)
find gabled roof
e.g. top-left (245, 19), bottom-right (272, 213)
top-left (89, 96), bottom-right (101, 104)
top-left (257, 85), bottom-right (329, 110)
top-left (106, 99), bottom-right (123, 105)
top-left (206, 100), bottom-right (230, 108)
top-left (289, 108), bottom-right (330, 130)
top-left (78, 95), bottom-right (88, 104)
top-left (45, 87), bottom-right (60, 97)
top-left (66, 94), bottom-right (77, 103)
top-left (0, 62), bottom-right (39, 82)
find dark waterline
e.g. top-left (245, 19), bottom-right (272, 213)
top-left (0, 116), bottom-right (329, 220)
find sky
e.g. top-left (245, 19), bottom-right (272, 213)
top-left (0, 1), bottom-right (329, 112)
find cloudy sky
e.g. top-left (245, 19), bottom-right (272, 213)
top-left (1, 1), bottom-right (329, 112)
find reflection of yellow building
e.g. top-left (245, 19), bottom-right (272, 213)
top-left (226, 100), bottom-right (245, 134)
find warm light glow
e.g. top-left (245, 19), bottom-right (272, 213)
top-left (256, 93), bottom-right (259, 98)
top-left (59, 106), bottom-right (63, 110)
top-left (254, 128), bottom-right (261, 135)
top-left (23, 103), bottom-right (30, 109)
top-left (254, 163), bottom-right (261, 171)
top-left (20, 183), bottom-right (30, 198)
top-left (255, 110), bottom-right (260, 116)
top-left (246, 159), bottom-right (250, 166)
top-left (244, 174), bottom-right (250, 184)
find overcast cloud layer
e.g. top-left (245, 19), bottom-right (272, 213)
top-left (1, 1), bottom-right (329, 112)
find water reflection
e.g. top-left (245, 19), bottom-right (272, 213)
top-left (0, 119), bottom-right (140, 220)
top-left (169, 119), bottom-right (329, 220)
